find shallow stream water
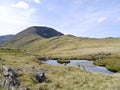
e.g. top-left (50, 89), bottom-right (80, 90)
top-left (43, 60), bottom-right (114, 74)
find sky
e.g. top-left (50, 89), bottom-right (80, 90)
top-left (0, 0), bottom-right (120, 38)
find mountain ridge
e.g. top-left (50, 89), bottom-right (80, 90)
top-left (0, 26), bottom-right (64, 48)
top-left (0, 34), bottom-right (14, 44)
top-left (0, 26), bottom-right (120, 60)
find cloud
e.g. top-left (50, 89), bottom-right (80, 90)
top-left (9, 1), bottom-right (37, 25)
top-left (0, 21), bottom-right (28, 35)
top-left (11, 1), bottom-right (29, 9)
top-left (97, 17), bottom-right (107, 23)
top-left (23, 8), bottom-right (37, 17)
top-left (117, 17), bottom-right (120, 21)
top-left (0, 5), bottom-right (37, 26)
top-left (33, 0), bottom-right (41, 4)
top-left (28, 8), bottom-right (36, 15)
top-left (0, 5), bottom-right (37, 35)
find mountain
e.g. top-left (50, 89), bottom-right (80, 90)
top-left (15, 26), bottom-right (64, 38)
top-left (0, 34), bottom-right (14, 44)
top-left (1, 26), bottom-right (120, 60)
top-left (0, 26), bottom-right (64, 49)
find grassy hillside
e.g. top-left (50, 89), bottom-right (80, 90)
top-left (0, 26), bottom-right (120, 72)
top-left (0, 48), bottom-right (120, 90)
top-left (1, 26), bottom-right (63, 49)
top-left (2, 35), bottom-right (120, 59)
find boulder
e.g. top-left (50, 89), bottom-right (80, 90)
top-left (32, 68), bottom-right (46, 83)
top-left (0, 66), bottom-right (20, 90)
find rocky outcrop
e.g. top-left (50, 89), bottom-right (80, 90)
top-left (0, 66), bottom-right (46, 90)
top-left (18, 67), bottom-right (46, 83)
top-left (0, 66), bottom-right (20, 90)
top-left (34, 71), bottom-right (46, 83)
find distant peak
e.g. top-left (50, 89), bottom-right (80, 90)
top-left (16, 26), bottom-right (64, 38)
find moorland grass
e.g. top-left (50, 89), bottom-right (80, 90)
top-left (0, 49), bottom-right (120, 90)
top-left (94, 54), bottom-right (120, 72)
top-left (57, 59), bottom-right (70, 64)
top-left (1, 35), bottom-right (120, 73)
top-left (0, 46), bottom-right (120, 89)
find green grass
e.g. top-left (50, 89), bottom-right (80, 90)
top-left (94, 54), bottom-right (120, 72)
top-left (57, 59), bottom-right (70, 64)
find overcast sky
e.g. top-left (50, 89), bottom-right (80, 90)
top-left (0, 0), bottom-right (120, 38)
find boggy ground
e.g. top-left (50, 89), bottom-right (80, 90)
top-left (94, 53), bottom-right (120, 72)
top-left (2, 35), bottom-right (120, 73)
top-left (0, 49), bottom-right (120, 90)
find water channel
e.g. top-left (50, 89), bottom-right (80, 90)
top-left (42, 60), bottom-right (114, 74)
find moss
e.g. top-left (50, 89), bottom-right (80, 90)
top-left (57, 59), bottom-right (70, 64)
top-left (94, 55), bottom-right (120, 72)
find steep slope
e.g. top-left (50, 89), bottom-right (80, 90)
top-left (1, 26), bottom-right (64, 48)
top-left (15, 26), bottom-right (64, 38)
top-left (0, 34), bottom-right (14, 44)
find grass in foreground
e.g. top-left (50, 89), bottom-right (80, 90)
top-left (0, 49), bottom-right (120, 90)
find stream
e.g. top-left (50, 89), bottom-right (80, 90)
top-left (42, 60), bottom-right (114, 74)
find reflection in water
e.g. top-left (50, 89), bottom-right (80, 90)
top-left (43, 60), bottom-right (114, 74)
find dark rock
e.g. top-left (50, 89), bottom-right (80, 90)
top-left (0, 66), bottom-right (20, 90)
top-left (0, 58), bottom-right (5, 61)
top-left (34, 72), bottom-right (46, 83)
top-left (15, 67), bottom-right (47, 83)
top-left (0, 66), bottom-right (47, 90)
top-left (32, 68), bottom-right (46, 83)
